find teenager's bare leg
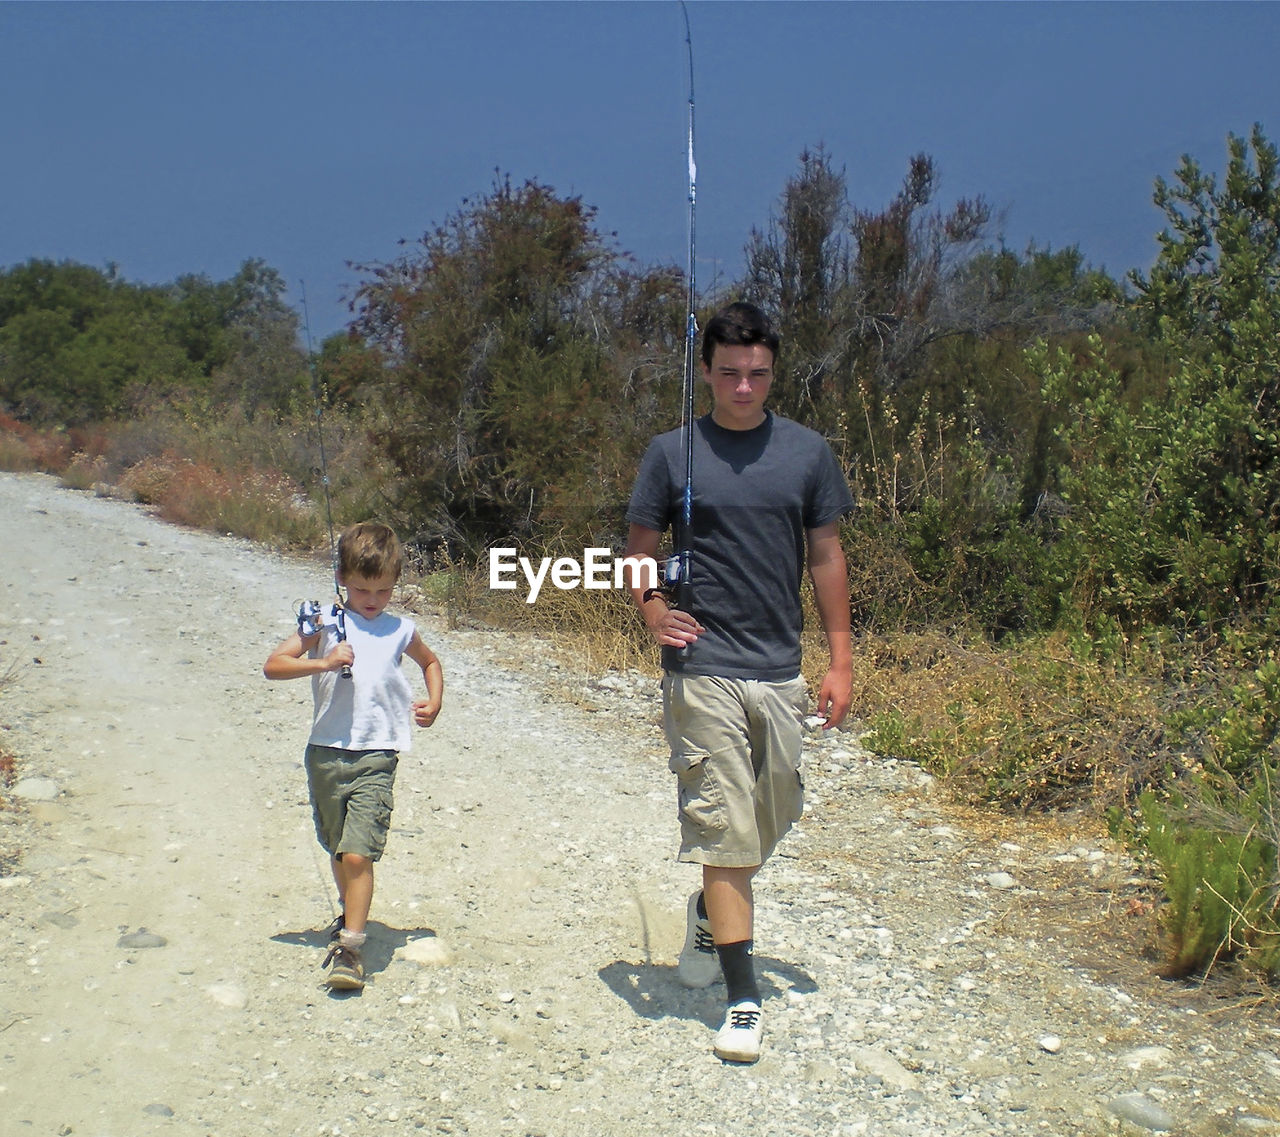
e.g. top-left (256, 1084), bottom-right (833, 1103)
top-left (703, 864), bottom-right (759, 944)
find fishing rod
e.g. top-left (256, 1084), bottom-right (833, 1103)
top-left (667, 0), bottom-right (698, 619)
top-left (298, 283), bottom-right (351, 679)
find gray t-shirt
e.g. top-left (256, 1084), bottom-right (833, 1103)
top-left (627, 411), bottom-right (853, 681)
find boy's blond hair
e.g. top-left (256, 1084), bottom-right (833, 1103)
top-left (337, 522), bottom-right (403, 583)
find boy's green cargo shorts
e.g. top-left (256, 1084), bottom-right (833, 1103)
top-left (305, 744), bottom-right (398, 861)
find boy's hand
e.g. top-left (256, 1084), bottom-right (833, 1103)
top-left (412, 699), bottom-right (441, 728)
top-left (325, 643), bottom-right (355, 672)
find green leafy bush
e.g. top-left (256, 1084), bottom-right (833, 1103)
top-left (1135, 773), bottom-right (1280, 979)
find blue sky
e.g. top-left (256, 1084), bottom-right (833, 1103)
top-left (3, 1), bottom-right (1277, 341)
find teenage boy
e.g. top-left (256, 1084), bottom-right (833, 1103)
top-left (624, 301), bottom-right (853, 1062)
top-left (264, 521), bottom-right (443, 990)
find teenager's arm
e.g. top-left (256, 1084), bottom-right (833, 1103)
top-left (263, 631), bottom-right (352, 680)
top-left (806, 522), bottom-right (853, 730)
top-left (622, 523), bottom-right (703, 649)
top-left (406, 632), bottom-right (443, 727)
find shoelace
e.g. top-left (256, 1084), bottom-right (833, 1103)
top-left (322, 945), bottom-right (359, 972)
top-left (727, 1007), bottom-right (761, 1030)
top-left (694, 924), bottom-right (715, 954)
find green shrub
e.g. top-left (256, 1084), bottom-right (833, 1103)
top-left (1135, 772), bottom-right (1280, 978)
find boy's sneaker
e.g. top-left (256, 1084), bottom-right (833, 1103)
top-left (677, 890), bottom-right (719, 988)
top-left (322, 944), bottom-right (365, 991)
top-left (323, 914), bottom-right (345, 943)
top-left (713, 1000), bottom-right (763, 1063)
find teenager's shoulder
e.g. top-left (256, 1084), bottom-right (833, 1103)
top-left (646, 423), bottom-right (685, 449)
top-left (766, 412), bottom-right (838, 451)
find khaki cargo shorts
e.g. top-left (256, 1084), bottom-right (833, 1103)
top-left (305, 744), bottom-right (398, 861)
top-left (661, 673), bottom-right (808, 868)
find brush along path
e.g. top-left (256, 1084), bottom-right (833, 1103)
top-left (0, 470), bottom-right (1277, 1137)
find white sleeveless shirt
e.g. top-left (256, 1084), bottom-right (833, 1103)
top-left (307, 606), bottom-right (418, 752)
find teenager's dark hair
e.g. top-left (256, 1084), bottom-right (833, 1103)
top-left (700, 301), bottom-right (780, 367)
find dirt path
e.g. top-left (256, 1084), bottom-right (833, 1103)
top-left (1, 471), bottom-right (1277, 1137)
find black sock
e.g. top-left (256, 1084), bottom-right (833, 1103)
top-left (716, 940), bottom-right (760, 1005)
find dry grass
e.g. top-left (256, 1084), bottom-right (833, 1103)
top-left (0, 415), bottom-right (73, 472)
top-left (433, 557), bottom-right (656, 677)
top-left (843, 628), bottom-right (1170, 811)
top-left (115, 454), bottom-right (326, 550)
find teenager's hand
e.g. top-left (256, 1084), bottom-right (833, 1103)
top-left (325, 643), bottom-right (355, 673)
top-left (647, 606), bottom-right (704, 649)
top-left (814, 665), bottom-right (852, 730)
top-left (412, 699), bottom-right (441, 728)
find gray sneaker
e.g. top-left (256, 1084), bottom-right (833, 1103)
top-left (677, 890), bottom-right (719, 988)
top-left (322, 944), bottom-right (365, 990)
top-left (713, 1000), bottom-right (763, 1063)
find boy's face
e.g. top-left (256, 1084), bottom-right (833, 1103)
top-left (339, 571), bottom-right (397, 620)
top-left (702, 342), bottom-right (774, 430)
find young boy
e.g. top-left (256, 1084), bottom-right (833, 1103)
top-left (265, 521), bottom-right (443, 990)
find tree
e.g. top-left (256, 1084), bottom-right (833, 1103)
top-left (742, 146), bottom-right (852, 424)
top-left (742, 150), bottom-right (992, 443)
top-left (207, 259), bottom-right (308, 417)
top-left (350, 174), bottom-right (683, 551)
top-left (1041, 126), bottom-right (1280, 635)
top-left (0, 257), bottom-right (306, 426)
top-left (1132, 123), bottom-right (1280, 358)
top-left (0, 259), bottom-right (200, 423)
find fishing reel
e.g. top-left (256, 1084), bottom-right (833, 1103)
top-left (642, 553), bottom-right (690, 610)
top-left (295, 599), bottom-right (352, 680)
top-left (296, 599), bottom-right (324, 637)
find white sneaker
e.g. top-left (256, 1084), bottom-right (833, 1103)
top-left (713, 1000), bottom-right (763, 1063)
top-left (677, 891), bottom-right (719, 988)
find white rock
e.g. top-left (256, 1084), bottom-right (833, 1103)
top-left (396, 935), bottom-right (453, 967)
top-left (1039, 1034), bottom-right (1062, 1053)
top-left (1119, 1045), bottom-right (1174, 1069)
top-left (204, 983), bottom-right (249, 1009)
top-left (849, 1046), bottom-right (918, 1091)
top-left (13, 777), bottom-right (59, 801)
top-left (1107, 1093), bottom-right (1176, 1131)
top-left (984, 871), bottom-right (1018, 890)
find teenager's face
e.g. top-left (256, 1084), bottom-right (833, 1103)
top-left (702, 343), bottom-right (774, 430)
top-left (340, 572), bottom-right (397, 620)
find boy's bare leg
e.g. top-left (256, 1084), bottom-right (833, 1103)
top-left (336, 854), bottom-right (374, 935)
top-left (330, 855), bottom-right (346, 914)
top-left (329, 853), bottom-right (373, 933)
top-left (702, 864), bottom-right (758, 944)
